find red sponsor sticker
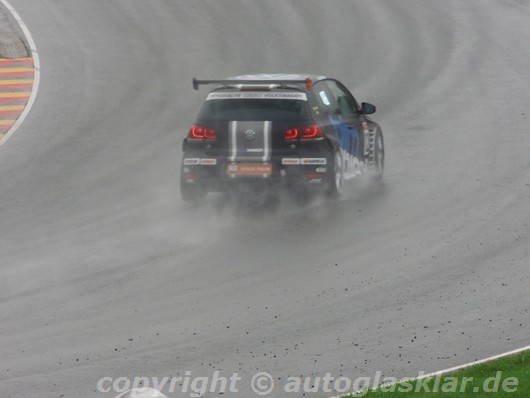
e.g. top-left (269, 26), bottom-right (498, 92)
top-left (227, 163), bottom-right (272, 175)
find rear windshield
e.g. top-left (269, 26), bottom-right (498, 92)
top-left (197, 91), bottom-right (311, 121)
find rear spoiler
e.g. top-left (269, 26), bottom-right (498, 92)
top-left (192, 78), bottom-right (313, 90)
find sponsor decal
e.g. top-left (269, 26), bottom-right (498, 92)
top-left (282, 158), bottom-right (301, 165)
top-left (319, 91), bottom-right (331, 106)
top-left (301, 158), bottom-right (327, 165)
top-left (315, 167), bottom-right (327, 173)
top-left (226, 163), bottom-right (272, 176)
top-left (185, 158), bottom-right (217, 166)
top-left (207, 92), bottom-right (307, 101)
top-left (341, 148), bottom-right (363, 180)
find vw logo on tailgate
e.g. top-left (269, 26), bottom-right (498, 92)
top-left (245, 129), bottom-right (256, 140)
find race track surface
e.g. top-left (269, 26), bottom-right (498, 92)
top-left (1, 1), bottom-right (529, 397)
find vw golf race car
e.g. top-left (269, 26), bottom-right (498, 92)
top-left (180, 74), bottom-right (384, 202)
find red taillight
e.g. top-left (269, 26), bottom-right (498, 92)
top-left (301, 125), bottom-right (322, 139)
top-left (284, 128), bottom-right (299, 141)
top-left (284, 125), bottom-right (322, 141)
top-left (189, 125), bottom-right (216, 140)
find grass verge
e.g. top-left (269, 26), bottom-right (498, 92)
top-left (345, 350), bottom-right (529, 397)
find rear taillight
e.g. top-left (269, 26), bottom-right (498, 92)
top-left (301, 125), bottom-right (322, 139)
top-left (188, 125), bottom-right (216, 140)
top-left (284, 128), bottom-right (299, 141)
top-left (284, 125), bottom-right (323, 141)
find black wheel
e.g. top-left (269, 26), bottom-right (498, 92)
top-left (368, 129), bottom-right (384, 179)
top-left (180, 176), bottom-right (207, 203)
top-left (326, 150), bottom-right (344, 199)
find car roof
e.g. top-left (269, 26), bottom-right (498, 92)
top-left (193, 74), bottom-right (329, 92)
top-left (229, 73), bottom-right (327, 82)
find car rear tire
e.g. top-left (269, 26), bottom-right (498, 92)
top-left (368, 129), bottom-right (384, 179)
top-left (326, 150), bottom-right (344, 199)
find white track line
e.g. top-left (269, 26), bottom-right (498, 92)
top-left (330, 344), bottom-right (530, 398)
top-left (0, 0), bottom-right (40, 147)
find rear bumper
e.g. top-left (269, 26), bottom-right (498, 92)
top-left (181, 156), bottom-right (332, 192)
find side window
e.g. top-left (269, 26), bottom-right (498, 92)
top-left (325, 80), bottom-right (359, 116)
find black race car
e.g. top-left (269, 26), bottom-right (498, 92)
top-left (180, 74), bottom-right (384, 202)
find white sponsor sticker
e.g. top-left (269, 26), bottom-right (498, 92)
top-left (301, 158), bottom-right (327, 165)
top-left (183, 158), bottom-right (200, 165)
top-left (200, 158), bottom-right (217, 165)
top-left (319, 91), bottom-right (330, 106)
top-left (282, 158), bottom-right (301, 165)
top-left (207, 92), bottom-right (307, 101)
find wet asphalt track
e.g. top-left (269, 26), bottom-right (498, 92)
top-left (1, 1), bottom-right (529, 397)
